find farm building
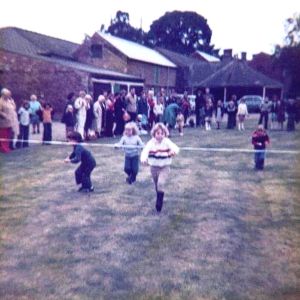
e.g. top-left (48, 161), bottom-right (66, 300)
top-left (0, 27), bottom-right (177, 111)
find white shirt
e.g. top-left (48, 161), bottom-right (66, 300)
top-left (237, 103), bottom-right (248, 115)
top-left (74, 97), bottom-right (87, 117)
top-left (154, 103), bottom-right (164, 116)
top-left (93, 101), bottom-right (102, 118)
top-left (18, 107), bottom-right (30, 126)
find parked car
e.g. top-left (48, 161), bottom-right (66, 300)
top-left (238, 95), bottom-right (263, 113)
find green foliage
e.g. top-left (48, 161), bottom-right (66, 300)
top-left (106, 10), bottom-right (213, 55)
top-left (146, 11), bottom-right (213, 55)
top-left (284, 13), bottom-right (300, 47)
top-left (275, 13), bottom-right (300, 97)
top-left (106, 10), bottom-right (146, 44)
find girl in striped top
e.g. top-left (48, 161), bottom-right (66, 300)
top-left (141, 123), bottom-right (179, 212)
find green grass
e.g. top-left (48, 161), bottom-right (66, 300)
top-left (0, 117), bottom-right (299, 300)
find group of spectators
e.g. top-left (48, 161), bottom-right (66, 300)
top-left (195, 90), bottom-right (299, 132)
top-left (61, 88), bottom-right (190, 140)
top-left (0, 88), bottom-right (54, 153)
top-left (0, 86), bottom-right (299, 154)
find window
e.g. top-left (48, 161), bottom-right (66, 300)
top-left (90, 44), bottom-right (103, 58)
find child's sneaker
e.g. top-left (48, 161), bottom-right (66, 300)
top-left (89, 186), bottom-right (94, 192)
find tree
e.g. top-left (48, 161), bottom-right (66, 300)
top-left (274, 13), bottom-right (300, 97)
top-left (284, 13), bottom-right (300, 46)
top-left (146, 11), bottom-right (213, 55)
top-left (106, 11), bottom-right (145, 44)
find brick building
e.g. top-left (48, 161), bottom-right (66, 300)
top-left (0, 27), bottom-right (177, 113)
top-left (74, 32), bottom-right (177, 95)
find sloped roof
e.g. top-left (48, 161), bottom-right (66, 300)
top-left (0, 27), bottom-right (142, 81)
top-left (198, 60), bottom-right (283, 88)
top-left (155, 47), bottom-right (200, 67)
top-left (97, 32), bottom-right (176, 68)
top-left (194, 50), bottom-right (220, 62)
top-left (49, 57), bottom-right (143, 80)
top-left (189, 61), bottom-right (228, 86)
top-left (0, 27), bottom-right (79, 59)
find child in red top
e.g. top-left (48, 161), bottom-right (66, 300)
top-left (251, 124), bottom-right (270, 170)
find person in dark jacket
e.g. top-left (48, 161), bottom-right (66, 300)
top-left (226, 100), bottom-right (237, 129)
top-left (286, 98), bottom-right (296, 131)
top-left (251, 124), bottom-right (270, 170)
top-left (64, 132), bottom-right (96, 192)
top-left (195, 89), bottom-right (206, 127)
top-left (63, 105), bottom-right (75, 139)
top-left (114, 92), bottom-right (126, 135)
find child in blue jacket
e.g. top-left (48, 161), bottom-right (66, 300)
top-left (64, 132), bottom-right (96, 192)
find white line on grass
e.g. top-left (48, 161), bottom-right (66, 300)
top-left (1, 138), bottom-right (299, 154)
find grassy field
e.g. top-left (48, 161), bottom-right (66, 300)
top-left (0, 117), bottom-right (300, 300)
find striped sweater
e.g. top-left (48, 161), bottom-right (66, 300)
top-left (141, 137), bottom-right (179, 167)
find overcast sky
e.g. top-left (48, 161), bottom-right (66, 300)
top-left (1, 0), bottom-right (299, 58)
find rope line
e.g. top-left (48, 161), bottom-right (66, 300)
top-left (0, 138), bottom-right (299, 154)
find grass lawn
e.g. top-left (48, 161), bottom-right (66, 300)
top-left (0, 116), bottom-right (300, 300)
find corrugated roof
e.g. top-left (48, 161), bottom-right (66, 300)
top-left (198, 60), bottom-right (283, 88)
top-left (0, 27), bottom-right (142, 81)
top-left (195, 50), bottom-right (220, 62)
top-left (155, 47), bottom-right (200, 67)
top-left (97, 32), bottom-right (176, 68)
top-left (0, 27), bottom-right (79, 59)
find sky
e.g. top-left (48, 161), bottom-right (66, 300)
top-left (1, 0), bottom-right (299, 59)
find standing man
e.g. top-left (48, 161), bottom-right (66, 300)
top-left (126, 88), bottom-right (137, 122)
top-left (195, 89), bottom-right (206, 127)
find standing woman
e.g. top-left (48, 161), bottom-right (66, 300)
top-left (7, 90), bottom-right (19, 149)
top-left (84, 94), bottom-right (94, 140)
top-left (74, 91), bottom-right (87, 139)
top-left (105, 96), bottom-right (115, 137)
top-left (237, 98), bottom-right (248, 131)
top-left (0, 88), bottom-right (16, 153)
top-left (29, 94), bottom-right (42, 134)
top-left (93, 95), bottom-right (104, 138)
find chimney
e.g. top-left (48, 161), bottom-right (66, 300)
top-left (241, 52), bottom-right (247, 61)
top-left (212, 49), bottom-right (219, 57)
top-left (222, 49), bottom-right (232, 61)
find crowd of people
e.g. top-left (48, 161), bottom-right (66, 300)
top-left (0, 87), bottom-right (299, 154)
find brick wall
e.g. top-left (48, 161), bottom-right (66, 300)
top-left (127, 60), bottom-right (176, 90)
top-left (0, 50), bottom-right (89, 115)
top-left (74, 33), bottom-right (128, 73)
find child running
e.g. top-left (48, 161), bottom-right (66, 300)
top-left (64, 132), bottom-right (96, 192)
top-left (141, 123), bottom-right (179, 213)
top-left (114, 122), bottom-right (144, 184)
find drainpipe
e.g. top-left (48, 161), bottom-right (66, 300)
top-left (262, 86), bottom-right (266, 99)
top-left (223, 87), bottom-right (227, 104)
